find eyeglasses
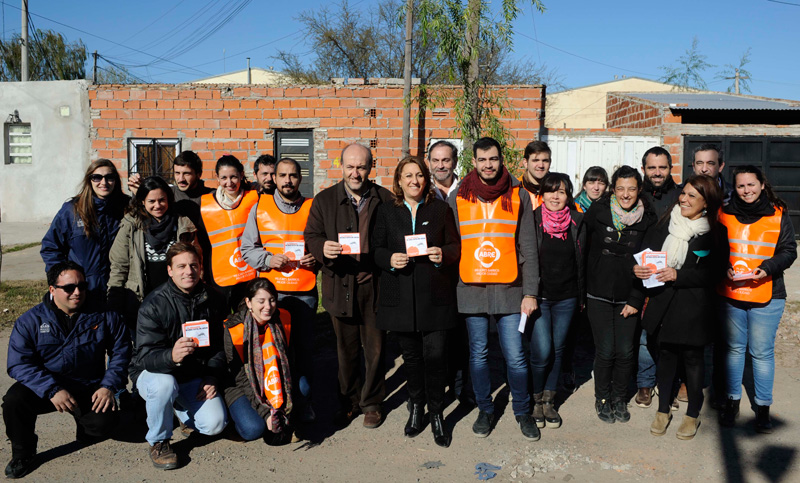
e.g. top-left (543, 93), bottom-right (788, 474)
top-left (53, 281), bottom-right (89, 293)
top-left (90, 174), bottom-right (116, 183)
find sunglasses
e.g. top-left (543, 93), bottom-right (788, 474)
top-left (90, 174), bottom-right (116, 183)
top-left (53, 281), bottom-right (89, 294)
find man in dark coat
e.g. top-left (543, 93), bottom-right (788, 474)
top-left (3, 262), bottom-right (131, 479)
top-left (691, 143), bottom-right (732, 205)
top-left (304, 143), bottom-right (393, 429)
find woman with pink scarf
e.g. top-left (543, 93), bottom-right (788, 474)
top-left (526, 173), bottom-right (586, 433)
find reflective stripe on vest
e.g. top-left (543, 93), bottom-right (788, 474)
top-left (456, 186), bottom-right (520, 284)
top-left (717, 210), bottom-right (781, 304)
top-left (256, 195), bottom-right (316, 292)
top-left (200, 190), bottom-right (259, 286)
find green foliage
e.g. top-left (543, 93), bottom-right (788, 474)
top-left (0, 29), bottom-right (87, 81)
top-left (716, 48), bottom-right (752, 94)
top-left (95, 64), bottom-right (144, 85)
top-left (659, 37), bottom-right (714, 90)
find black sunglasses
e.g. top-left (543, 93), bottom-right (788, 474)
top-left (90, 174), bottom-right (116, 183)
top-left (53, 281), bottom-right (89, 293)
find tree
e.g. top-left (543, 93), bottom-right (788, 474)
top-left (659, 37), bottom-right (714, 90)
top-left (716, 48), bottom-right (752, 94)
top-left (0, 29), bottom-right (87, 81)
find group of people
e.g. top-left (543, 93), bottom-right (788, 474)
top-left (2, 136), bottom-right (795, 478)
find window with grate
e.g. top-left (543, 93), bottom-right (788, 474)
top-left (5, 123), bottom-right (32, 164)
top-left (275, 130), bottom-right (314, 197)
top-left (127, 138), bottom-right (181, 183)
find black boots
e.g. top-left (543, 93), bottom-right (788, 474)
top-left (404, 403), bottom-right (425, 438)
top-left (430, 413), bottom-right (450, 447)
top-left (755, 405), bottom-right (773, 433)
top-left (719, 397), bottom-right (740, 427)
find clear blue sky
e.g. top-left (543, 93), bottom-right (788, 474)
top-left (3, 0), bottom-right (798, 99)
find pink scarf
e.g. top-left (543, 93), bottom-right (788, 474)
top-left (541, 205), bottom-right (573, 240)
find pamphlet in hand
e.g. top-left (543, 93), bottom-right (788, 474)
top-left (732, 269), bottom-right (756, 281)
top-left (633, 249), bottom-right (667, 288)
top-left (338, 233), bottom-right (361, 255)
top-left (518, 312), bottom-right (528, 333)
top-left (283, 241), bottom-right (305, 261)
top-left (182, 320), bottom-right (210, 347)
top-left (404, 234), bottom-right (428, 257)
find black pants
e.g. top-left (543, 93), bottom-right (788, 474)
top-left (587, 299), bottom-right (638, 401)
top-left (331, 281), bottom-right (386, 413)
top-left (446, 318), bottom-right (473, 400)
top-left (395, 330), bottom-right (448, 414)
top-left (657, 343), bottom-right (705, 418)
top-left (2, 382), bottom-right (119, 458)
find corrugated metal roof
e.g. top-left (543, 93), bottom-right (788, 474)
top-left (624, 92), bottom-right (800, 111)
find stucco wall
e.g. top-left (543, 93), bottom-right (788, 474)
top-left (0, 80), bottom-right (90, 222)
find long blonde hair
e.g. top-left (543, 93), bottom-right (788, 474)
top-left (72, 159), bottom-right (126, 237)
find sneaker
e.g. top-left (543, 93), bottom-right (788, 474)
top-left (595, 398), bottom-right (615, 424)
top-left (635, 387), bottom-right (654, 408)
top-left (472, 410), bottom-right (495, 437)
top-left (613, 399), bottom-right (630, 423)
top-left (149, 441), bottom-right (178, 470)
top-left (4, 456), bottom-right (35, 479)
top-left (516, 414), bottom-right (541, 441)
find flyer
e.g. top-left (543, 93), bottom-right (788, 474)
top-left (404, 234), bottom-right (428, 257)
top-left (732, 270), bottom-right (756, 281)
top-left (284, 241), bottom-right (305, 260)
top-left (338, 233), bottom-right (361, 255)
top-left (182, 320), bottom-right (210, 347)
top-left (642, 250), bottom-right (667, 288)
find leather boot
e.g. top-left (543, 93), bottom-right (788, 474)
top-left (755, 405), bottom-right (773, 434)
top-left (542, 390), bottom-right (562, 428)
top-left (719, 397), bottom-right (740, 427)
top-left (404, 403), bottom-right (425, 438)
top-left (430, 413), bottom-right (450, 447)
top-left (532, 392), bottom-right (545, 428)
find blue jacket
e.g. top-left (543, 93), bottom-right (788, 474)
top-left (7, 295), bottom-right (132, 399)
top-left (41, 196), bottom-right (126, 299)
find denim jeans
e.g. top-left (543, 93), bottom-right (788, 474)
top-left (137, 371), bottom-right (228, 444)
top-left (465, 313), bottom-right (530, 415)
top-left (277, 291), bottom-right (318, 402)
top-left (228, 395), bottom-right (266, 441)
top-left (722, 298), bottom-right (785, 406)
top-left (528, 298), bottom-right (578, 393)
top-left (637, 329), bottom-right (657, 388)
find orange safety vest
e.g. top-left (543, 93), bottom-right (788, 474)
top-left (518, 175), bottom-right (543, 210)
top-left (256, 194), bottom-right (316, 292)
top-left (574, 202), bottom-right (584, 213)
top-left (200, 190), bottom-right (259, 287)
top-left (456, 186), bottom-right (521, 284)
top-left (717, 209), bottom-right (782, 304)
top-left (227, 309), bottom-right (292, 408)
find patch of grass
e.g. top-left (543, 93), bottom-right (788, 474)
top-left (0, 280), bottom-right (47, 329)
top-left (1, 242), bottom-right (41, 254)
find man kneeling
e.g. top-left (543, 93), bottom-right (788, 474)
top-left (3, 262), bottom-right (131, 479)
top-left (131, 242), bottom-right (228, 470)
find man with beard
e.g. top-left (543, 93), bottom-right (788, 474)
top-left (252, 154), bottom-right (277, 194)
top-left (428, 140), bottom-right (460, 201)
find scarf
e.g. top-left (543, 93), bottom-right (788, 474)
top-left (144, 210), bottom-right (177, 252)
top-left (642, 176), bottom-right (677, 200)
top-left (242, 310), bottom-right (292, 432)
top-left (215, 185), bottom-right (244, 210)
top-left (541, 204), bottom-right (574, 240)
top-left (575, 190), bottom-right (593, 213)
top-left (521, 175), bottom-right (540, 197)
top-left (661, 204), bottom-right (710, 269)
top-left (457, 166), bottom-right (513, 212)
top-left (610, 194), bottom-right (645, 236)
top-left (727, 192), bottom-right (775, 224)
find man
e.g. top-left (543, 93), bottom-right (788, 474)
top-left (519, 141), bottom-right (552, 209)
top-left (304, 143), bottom-right (393, 429)
top-left (252, 154), bottom-right (277, 194)
top-left (428, 140), bottom-right (460, 201)
top-left (128, 150), bottom-right (214, 204)
top-left (241, 157), bottom-right (319, 421)
top-left (448, 137), bottom-right (540, 440)
top-left (132, 242), bottom-right (228, 470)
top-left (3, 262), bottom-right (131, 479)
top-left (692, 143), bottom-right (732, 204)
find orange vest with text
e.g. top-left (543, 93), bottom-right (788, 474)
top-left (717, 209), bottom-right (782, 304)
top-left (256, 194), bottom-right (316, 292)
top-left (456, 186), bottom-right (521, 284)
top-left (200, 190), bottom-right (259, 287)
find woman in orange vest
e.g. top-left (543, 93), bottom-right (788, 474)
top-left (223, 278), bottom-right (293, 443)
top-left (718, 165), bottom-right (796, 433)
top-left (200, 155), bottom-right (259, 310)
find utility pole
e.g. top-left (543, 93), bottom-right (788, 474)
top-left (401, 0), bottom-right (413, 157)
top-left (20, 0), bottom-right (28, 82)
top-left (246, 57), bottom-right (251, 84)
top-left (724, 68), bottom-right (750, 95)
top-left (92, 51), bottom-right (98, 84)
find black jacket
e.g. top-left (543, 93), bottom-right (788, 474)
top-left (131, 279), bottom-right (227, 385)
top-left (533, 206), bottom-right (587, 305)
top-left (372, 199), bottom-right (460, 332)
top-left (584, 195), bottom-right (657, 302)
top-left (642, 179), bottom-right (680, 218)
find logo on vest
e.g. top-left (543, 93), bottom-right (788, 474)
top-left (474, 241), bottom-right (501, 268)
top-left (265, 365), bottom-right (282, 397)
top-left (229, 247), bottom-right (250, 272)
top-left (279, 261), bottom-right (298, 277)
top-left (39, 322), bottom-right (51, 334)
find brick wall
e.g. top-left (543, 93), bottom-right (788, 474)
top-left (606, 93), bottom-right (668, 130)
top-left (89, 84), bottom-right (544, 191)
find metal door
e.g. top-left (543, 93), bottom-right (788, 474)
top-left (275, 130), bottom-right (314, 197)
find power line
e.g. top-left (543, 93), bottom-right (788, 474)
top-left (767, 0), bottom-right (800, 6)
top-left (104, 0), bottom-right (189, 55)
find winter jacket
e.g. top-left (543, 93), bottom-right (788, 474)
top-left (641, 179), bottom-right (680, 218)
top-left (372, 199), bottom-right (460, 332)
top-left (7, 294), bottom-right (131, 398)
top-left (533, 206), bottom-right (587, 305)
top-left (130, 279), bottom-right (227, 385)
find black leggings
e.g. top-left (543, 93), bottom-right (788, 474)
top-left (657, 343), bottom-right (704, 418)
top-left (587, 299), bottom-right (638, 400)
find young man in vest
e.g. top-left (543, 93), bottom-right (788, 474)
top-left (448, 137), bottom-right (540, 440)
top-left (304, 143), bottom-right (394, 429)
top-left (132, 243), bottom-right (228, 470)
top-left (241, 157), bottom-right (319, 422)
top-left (3, 262), bottom-right (131, 479)
top-left (429, 140), bottom-right (461, 201)
top-left (692, 143), bottom-right (732, 205)
top-left (519, 141), bottom-right (552, 210)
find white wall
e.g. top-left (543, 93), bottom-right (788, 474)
top-left (0, 80), bottom-right (90, 222)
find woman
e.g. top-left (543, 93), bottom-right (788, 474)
top-left (528, 173), bottom-right (585, 430)
top-left (224, 279), bottom-right (293, 443)
top-left (371, 156), bottom-right (460, 447)
top-left (575, 166), bottom-right (609, 213)
top-left (628, 175), bottom-right (722, 440)
top-left (41, 159), bottom-right (129, 301)
top-left (200, 155), bottom-right (259, 310)
top-left (718, 165), bottom-right (796, 433)
top-left (108, 176), bottom-right (197, 332)
top-left (584, 165), bottom-right (656, 424)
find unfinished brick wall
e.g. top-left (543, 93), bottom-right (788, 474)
top-left (89, 83), bottom-right (544, 191)
top-left (606, 93), bottom-right (667, 130)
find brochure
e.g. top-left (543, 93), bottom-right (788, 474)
top-left (404, 234), bottom-right (428, 257)
top-left (182, 320), bottom-right (210, 347)
top-left (338, 233), bottom-right (361, 255)
top-left (284, 241), bottom-right (305, 260)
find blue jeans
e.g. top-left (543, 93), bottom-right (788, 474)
top-left (637, 329), bottom-right (657, 388)
top-left (228, 395), bottom-right (266, 441)
top-left (528, 298), bottom-right (578, 393)
top-left (278, 291), bottom-right (317, 402)
top-left (465, 314), bottom-right (530, 415)
top-left (723, 298), bottom-right (785, 406)
top-left (137, 371), bottom-right (228, 444)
